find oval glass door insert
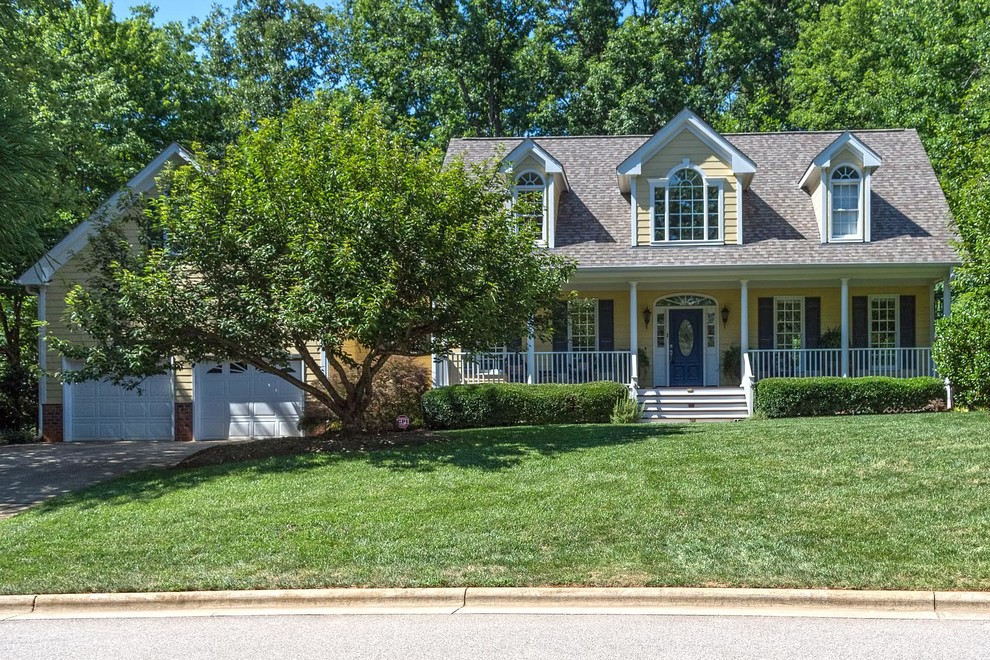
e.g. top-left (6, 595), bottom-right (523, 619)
top-left (678, 319), bottom-right (694, 356)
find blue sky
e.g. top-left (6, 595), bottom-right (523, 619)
top-left (123, 1), bottom-right (237, 25)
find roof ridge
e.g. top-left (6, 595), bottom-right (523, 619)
top-left (724, 128), bottom-right (910, 136)
top-left (453, 129), bottom-right (911, 141)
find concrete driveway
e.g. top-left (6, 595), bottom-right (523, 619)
top-left (0, 441), bottom-right (233, 518)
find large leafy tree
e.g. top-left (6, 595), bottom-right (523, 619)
top-left (60, 102), bottom-right (574, 430)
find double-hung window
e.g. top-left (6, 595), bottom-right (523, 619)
top-left (652, 167), bottom-right (723, 243)
top-left (830, 165), bottom-right (862, 240)
top-left (775, 297), bottom-right (804, 350)
top-left (568, 298), bottom-right (597, 351)
top-left (514, 171), bottom-right (547, 244)
top-left (869, 295), bottom-right (898, 370)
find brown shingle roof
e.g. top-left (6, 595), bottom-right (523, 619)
top-left (444, 130), bottom-right (958, 269)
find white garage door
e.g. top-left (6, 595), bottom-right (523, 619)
top-left (66, 371), bottom-right (174, 442)
top-left (195, 361), bottom-right (304, 440)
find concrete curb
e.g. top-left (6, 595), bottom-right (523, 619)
top-left (30, 588), bottom-right (465, 616)
top-left (0, 595), bottom-right (35, 617)
top-left (5, 587), bottom-right (990, 619)
top-left (462, 587), bottom-right (933, 612)
top-left (934, 591), bottom-right (990, 614)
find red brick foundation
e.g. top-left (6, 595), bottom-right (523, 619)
top-left (41, 403), bottom-right (63, 443)
top-left (175, 402), bottom-right (193, 442)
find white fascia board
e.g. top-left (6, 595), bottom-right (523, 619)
top-left (16, 143), bottom-right (196, 286)
top-left (500, 139), bottom-right (569, 190)
top-left (616, 108), bottom-right (757, 178)
top-left (802, 132), bottom-right (883, 191)
top-left (798, 163), bottom-right (819, 191)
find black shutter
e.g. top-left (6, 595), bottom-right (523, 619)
top-left (597, 299), bottom-right (614, 351)
top-left (758, 298), bottom-right (774, 349)
top-left (552, 301), bottom-right (568, 352)
top-left (899, 295), bottom-right (916, 348)
top-left (804, 297), bottom-right (821, 349)
top-left (507, 335), bottom-right (523, 352)
top-left (852, 296), bottom-right (869, 348)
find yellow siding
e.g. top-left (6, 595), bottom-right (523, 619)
top-left (42, 217), bottom-right (181, 404)
top-left (634, 130), bottom-right (738, 245)
top-left (513, 154), bottom-right (545, 176)
top-left (309, 340), bottom-right (433, 388)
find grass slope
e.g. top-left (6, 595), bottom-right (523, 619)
top-left (1, 413), bottom-right (989, 594)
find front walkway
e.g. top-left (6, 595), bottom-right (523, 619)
top-left (0, 440), bottom-right (235, 518)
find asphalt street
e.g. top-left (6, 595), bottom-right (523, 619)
top-left (3, 613), bottom-right (990, 659)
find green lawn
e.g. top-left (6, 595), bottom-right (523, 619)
top-left (1, 413), bottom-right (989, 594)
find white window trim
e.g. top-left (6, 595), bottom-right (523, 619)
top-left (648, 163), bottom-right (725, 246)
top-left (567, 298), bottom-right (599, 352)
top-left (513, 169), bottom-right (549, 246)
top-left (828, 163), bottom-right (865, 242)
top-left (773, 296), bottom-right (805, 350)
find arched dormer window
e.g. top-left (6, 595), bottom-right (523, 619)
top-left (514, 170), bottom-right (547, 244)
top-left (829, 165), bottom-right (862, 240)
top-left (651, 166), bottom-right (723, 243)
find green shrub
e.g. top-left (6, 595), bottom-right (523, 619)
top-left (300, 356), bottom-right (432, 433)
top-left (610, 394), bottom-right (641, 424)
top-left (755, 377), bottom-right (946, 418)
top-left (422, 381), bottom-right (629, 429)
top-left (933, 291), bottom-right (990, 408)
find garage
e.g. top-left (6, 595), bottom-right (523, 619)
top-left (65, 368), bottom-right (174, 442)
top-left (194, 361), bottom-right (305, 440)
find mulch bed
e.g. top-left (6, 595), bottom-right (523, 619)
top-left (175, 430), bottom-right (441, 468)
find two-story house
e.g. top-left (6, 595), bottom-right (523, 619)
top-left (438, 109), bottom-right (958, 420)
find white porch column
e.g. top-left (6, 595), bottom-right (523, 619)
top-left (943, 268), bottom-right (953, 317)
top-left (840, 277), bottom-right (850, 377)
top-left (739, 280), bottom-right (749, 356)
top-left (526, 322), bottom-right (536, 384)
top-left (629, 281), bottom-right (639, 386)
top-left (37, 284), bottom-right (47, 438)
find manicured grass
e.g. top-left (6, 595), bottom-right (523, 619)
top-left (1, 413), bottom-right (989, 594)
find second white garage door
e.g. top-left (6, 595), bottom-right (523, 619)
top-left (194, 361), bottom-right (305, 440)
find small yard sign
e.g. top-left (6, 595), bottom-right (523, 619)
top-left (396, 415), bottom-right (410, 430)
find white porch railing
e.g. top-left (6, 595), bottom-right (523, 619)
top-left (749, 348), bottom-right (843, 380)
top-left (848, 348), bottom-right (936, 378)
top-left (435, 351), bottom-right (633, 387)
top-left (748, 347), bottom-right (936, 381)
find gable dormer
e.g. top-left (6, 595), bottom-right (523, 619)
top-left (500, 139), bottom-right (568, 248)
top-left (617, 109), bottom-right (757, 247)
top-left (799, 132), bottom-right (882, 244)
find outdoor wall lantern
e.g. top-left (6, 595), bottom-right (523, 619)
top-left (721, 305), bottom-right (730, 327)
top-left (642, 306), bottom-right (652, 327)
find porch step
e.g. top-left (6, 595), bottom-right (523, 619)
top-left (636, 387), bottom-right (748, 422)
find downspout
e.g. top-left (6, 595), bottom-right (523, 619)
top-left (36, 284), bottom-right (47, 438)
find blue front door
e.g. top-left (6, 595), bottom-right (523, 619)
top-left (669, 309), bottom-right (704, 386)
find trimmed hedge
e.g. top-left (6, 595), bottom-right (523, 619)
top-left (422, 381), bottom-right (629, 429)
top-left (755, 377), bottom-right (946, 418)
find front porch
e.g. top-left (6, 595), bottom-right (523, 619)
top-left (433, 265), bottom-right (953, 417)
